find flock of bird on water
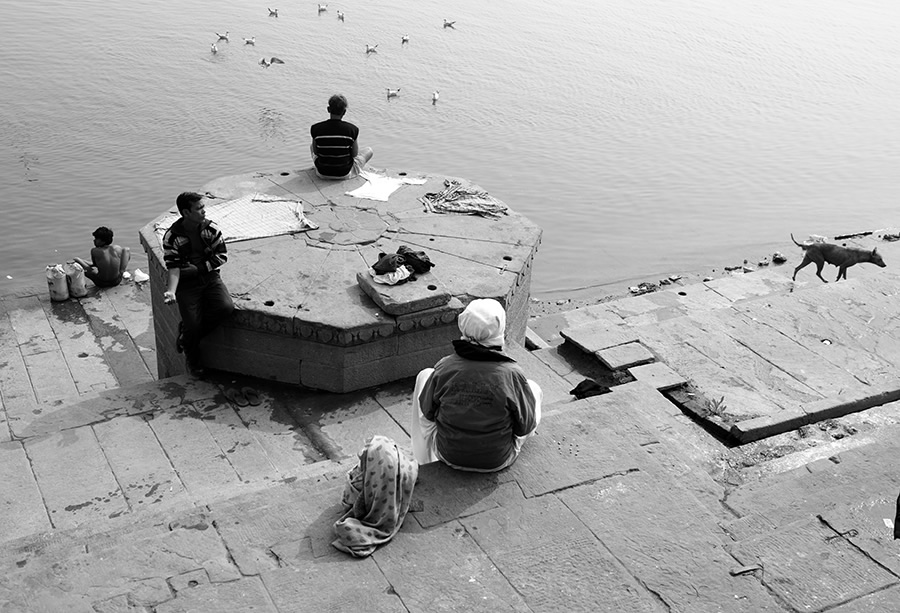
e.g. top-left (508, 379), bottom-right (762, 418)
top-left (209, 3), bottom-right (455, 104)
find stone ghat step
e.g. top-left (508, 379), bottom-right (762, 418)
top-left (0, 381), bottom-right (785, 613)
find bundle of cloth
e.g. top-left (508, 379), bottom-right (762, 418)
top-left (332, 435), bottom-right (418, 557)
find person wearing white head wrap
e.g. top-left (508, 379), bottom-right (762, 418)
top-left (457, 298), bottom-right (506, 348)
top-left (410, 299), bottom-right (543, 472)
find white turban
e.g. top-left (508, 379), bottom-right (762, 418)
top-left (458, 298), bottom-right (506, 348)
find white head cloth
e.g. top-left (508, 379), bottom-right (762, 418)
top-left (458, 298), bottom-right (506, 348)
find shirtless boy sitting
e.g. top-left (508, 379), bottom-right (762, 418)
top-left (73, 226), bottom-right (131, 288)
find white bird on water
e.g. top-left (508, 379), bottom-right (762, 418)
top-left (386, 88), bottom-right (401, 98)
top-left (365, 44), bottom-right (378, 54)
top-left (216, 31), bottom-right (229, 41)
top-left (318, 3), bottom-right (327, 12)
top-left (401, 34), bottom-right (409, 44)
top-left (259, 56), bottom-right (285, 68)
top-left (337, 10), bottom-right (344, 21)
top-left (244, 37), bottom-right (256, 45)
top-left (268, 7), bottom-right (278, 17)
top-left (432, 90), bottom-right (439, 104)
top-left (210, 43), bottom-right (218, 54)
top-left (443, 19), bottom-right (456, 29)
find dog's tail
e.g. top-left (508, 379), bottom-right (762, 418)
top-left (790, 233), bottom-right (807, 249)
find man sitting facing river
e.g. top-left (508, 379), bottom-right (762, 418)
top-left (310, 94), bottom-right (374, 180)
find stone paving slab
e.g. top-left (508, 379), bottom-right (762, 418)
top-left (626, 361), bottom-right (687, 391)
top-left (728, 517), bottom-right (897, 612)
top-left (26, 427), bottom-right (128, 530)
top-left (261, 556), bottom-right (407, 613)
top-left (508, 403), bottom-right (645, 498)
top-left (733, 293), bottom-right (899, 387)
top-left (560, 321), bottom-right (638, 353)
top-left (93, 413), bottom-right (191, 514)
top-left (0, 440), bottom-right (51, 541)
top-left (356, 269), bottom-right (451, 316)
top-left (0, 511), bottom-right (240, 613)
top-left (38, 298), bottom-right (119, 395)
top-left (373, 520), bottom-right (531, 613)
top-left (559, 470), bottom-right (785, 612)
top-left (723, 440), bottom-right (900, 529)
top-left (596, 341), bottom-right (655, 369)
top-left (819, 495), bottom-right (900, 577)
top-left (702, 268), bottom-right (794, 302)
top-left (156, 576), bottom-right (277, 613)
top-left (410, 466), bottom-right (519, 529)
top-left (828, 584), bottom-right (900, 613)
top-left (505, 341), bottom-right (574, 406)
top-left (460, 494), bottom-right (660, 612)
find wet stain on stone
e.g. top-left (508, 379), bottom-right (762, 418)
top-left (145, 483), bottom-right (161, 498)
top-left (108, 510), bottom-right (124, 519)
top-left (65, 501), bottom-right (93, 511)
top-left (16, 560), bottom-right (26, 568)
top-left (77, 352), bottom-right (89, 358)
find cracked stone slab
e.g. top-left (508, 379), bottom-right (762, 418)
top-left (156, 576), bottom-right (277, 613)
top-left (262, 556), bottom-right (407, 612)
top-left (0, 440), bottom-right (51, 543)
top-left (461, 495), bottom-right (658, 612)
top-left (507, 402), bottom-right (646, 498)
top-left (627, 361), bottom-right (687, 391)
top-left (0, 513), bottom-right (239, 612)
top-left (409, 468), bottom-right (520, 529)
top-left (559, 470), bottom-right (785, 612)
top-left (374, 520), bottom-right (531, 612)
top-left (728, 517), bottom-right (896, 612)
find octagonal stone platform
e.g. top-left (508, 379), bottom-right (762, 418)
top-left (139, 166), bottom-right (542, 393)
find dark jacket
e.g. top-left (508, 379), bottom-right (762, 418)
top-left (162, 218), bottom-right (227, 274)
top-left (418, 341), bottom-right (538, 470)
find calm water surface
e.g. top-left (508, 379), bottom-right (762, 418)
top-left (2, 0), bottom-right (899, 299)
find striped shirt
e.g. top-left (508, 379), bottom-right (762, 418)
top-left (310, 118), bottom-right (359, 177)
top-left (162, 218), bottom-right (228, 274)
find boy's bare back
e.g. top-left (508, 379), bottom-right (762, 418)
top-left (89, 244), bottom-right (131, 286)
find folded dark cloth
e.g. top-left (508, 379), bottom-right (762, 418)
top-left (570, 378), bottom-right (612, 399)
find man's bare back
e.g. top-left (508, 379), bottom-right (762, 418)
top-left (74, 229), bottom-right (131, 288)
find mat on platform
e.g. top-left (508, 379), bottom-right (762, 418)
top-left (154, 193), bottom-right (317, 246)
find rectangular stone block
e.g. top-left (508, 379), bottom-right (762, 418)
top-left (730, 409), bottom-right (808, 443)
top-left (0, 440), bottom-right (52, 541)
top-left (595, 342), bottom-right (656, 370)
top-left (461, 495), bottom-right (657, 612)
top-left (627, 361), bottom-right (687, 391)
top-left (560, 322), bottom-right (638, 353)
top-left (729, 518), bottom-right (896, 611)
top-left (26, 427), bottom-right (128, 530)
top-left (357, 270), bottom-right (451, 315)
top-left (801, 380), bottom-right (900, 422)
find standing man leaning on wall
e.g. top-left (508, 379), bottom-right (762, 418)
top-left (162, 192), bottom-right (234, 377)
top-left (310, 94), bottom-right (374, 180)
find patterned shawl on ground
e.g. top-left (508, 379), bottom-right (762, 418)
top-left (332, 435), bottom-right (418, 557)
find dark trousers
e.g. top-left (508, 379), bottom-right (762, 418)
top-left (176, 272), bottom-right (234, 365)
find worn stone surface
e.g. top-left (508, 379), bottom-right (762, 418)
top-left (559, 471), bottom-right (784, 612)
top-left (729, 518), bottom-right (897, 612)
top-left (560, 321), bottom-right (638, 353)
top-left (0, 440), bottom-right (51, 542)
top-left (93, 413), bottom-right (191, 513)
top-left (828, 584), bottom-right (900, 612)
top-left (627, 361), bottom-right (687, 391)
top-left (26, 427), bottom-right (128, 530)
top-left (596, 341), bottom-right (655, 369)
top-left (374, 520), bottom-right (531, 613)
top-left (156, 576), bottom-right (277, 613)
top-left (410, 467), bottom-right (519, 528)
top-left (262, 556), bottom-right (407, 613)
top-left (819, 495), bottom-right (900, 577)
top-left (461, 495), bottom-right (659, 612)
top-left (508, 403), bottom-right (645, 498)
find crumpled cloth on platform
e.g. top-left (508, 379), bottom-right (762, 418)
top-left (154, 193), bottom-right (317, 246)
top-left (419, 179), bottom-right (508, 217)
top-left (368, 266), bottom-right (412, 285)
top-left (332, 435), bottom-right (418, 557)
top-left (345, 171), bottom-right (427, 202)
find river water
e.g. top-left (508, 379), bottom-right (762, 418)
top-left (2, 0), bottom-right (899, 300)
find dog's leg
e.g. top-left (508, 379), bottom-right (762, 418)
top-left (815, 261), bottom-right (828, 283)
top-left (793, 255), bottom-right (812, 281)
top-left (837, 267), bottom-right (847, 281)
